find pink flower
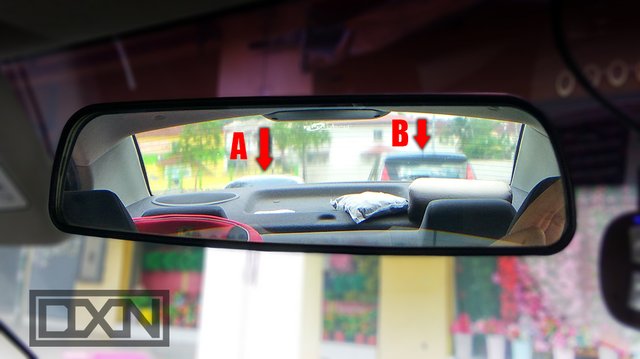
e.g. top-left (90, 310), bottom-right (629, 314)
top-left (452, 313), bottom-right (472, 334)
top-left (507, 323), bottom-right (520, 340)
top-left (329, 254), bottom-right (353, 272)
top-left (474, 318), bottom-right (506, 335)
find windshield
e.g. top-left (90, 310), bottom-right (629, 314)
top-left (137, 113), bottom-right (521, 195)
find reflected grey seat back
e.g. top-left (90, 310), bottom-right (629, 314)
top-left (408, 178), bottom-right (512, 223)
top-left (62, 190), bottom-right (136, 231)
top-left (421, 198), bottom-right (516, 239)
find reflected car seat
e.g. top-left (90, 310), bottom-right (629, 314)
top-left (503, 176), bottom-right (564, 245)
top-left (62, 190), bottom-right (137, 231)
top-left (421, 198), bottom-right (516, 239)
top-left (508, 176), bottom-right (561, 231)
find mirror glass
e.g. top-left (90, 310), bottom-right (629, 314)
top-left (54, 99), bottom-right (571, 250)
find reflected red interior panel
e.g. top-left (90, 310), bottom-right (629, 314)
top-left (134, 214), bottom-right (263, 242)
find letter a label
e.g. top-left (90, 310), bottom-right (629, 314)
top-left (230, 132), bottom-right (247, 160)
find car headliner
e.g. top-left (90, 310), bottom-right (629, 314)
top-left (0, 0), bottom-right (266, 61)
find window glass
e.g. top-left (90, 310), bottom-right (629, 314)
top-left (137, 113), bottom-right (521, 195)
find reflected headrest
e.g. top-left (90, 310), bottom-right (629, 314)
top-left (422, 198), bottom-right (516, 239)
top-left (408, 178), bottom-right (512, 223)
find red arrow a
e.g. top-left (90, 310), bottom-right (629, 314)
top-left (256, 127), bottom-right (273, 171)
top-left (413, 118), bottom-right (431, 149)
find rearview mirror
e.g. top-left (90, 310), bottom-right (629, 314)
top-left (50, 95), bottom-right (575, 255)
top-left (600, 212), bottom-right (640, 329)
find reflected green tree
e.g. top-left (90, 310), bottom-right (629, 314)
top-left (170, 121), bottom-right (225, 190)
top-left (272, 122), bottom-right (330, 181)
top-left (441, 117), bottom-right (517, 160)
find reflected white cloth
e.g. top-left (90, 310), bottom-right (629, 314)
top-left (330, 191), bottom-right (408, 224)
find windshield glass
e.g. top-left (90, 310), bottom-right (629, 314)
top-left (137, 113), bottom-right (521, 195)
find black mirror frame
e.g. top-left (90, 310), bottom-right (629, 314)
top-left (50, 94), bottom-right (576, 255)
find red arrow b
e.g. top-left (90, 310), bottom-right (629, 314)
top-left (256, 127), bottom-right (273, 171)
top-left (413, 118), bottom-right (431, 149)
